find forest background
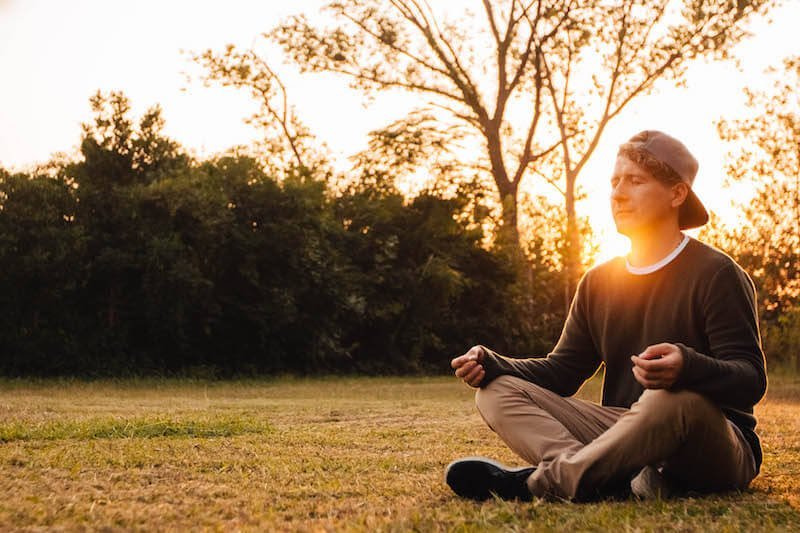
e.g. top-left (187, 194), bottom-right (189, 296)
top-left (1, 0), bottom-right (797, 377)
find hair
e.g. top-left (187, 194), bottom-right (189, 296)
top-left (617, 132), bottom-right (683, 185)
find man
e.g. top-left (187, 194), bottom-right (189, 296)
top-left (446, 130), bottom-right (766, 502)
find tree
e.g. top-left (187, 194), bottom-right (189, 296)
top-left (191, 45), bottom-right (328, 178)
top-left (713, 55), bottom-right (799, 317)
top-left (1, 88), bottom-right (575, 376)
top-left (66, 91), bottom-right (192, 368)
top-left (268, 0), bottom-right (775, 289)
top-left (270, 0), bottom-right (572, 253)
top-left (534, 0), bottom-right (777, 296)
top-left (701, 55), bottom-right (799, 366)
top-left (196, 156), bottom-right (356, 373)
top-left (333, 175), bottom-right (563, 372)
top-left (0, 169), bottom-right (85, 373)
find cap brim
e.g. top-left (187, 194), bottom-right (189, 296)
top-left (679, 188), bottom-right (709, 230)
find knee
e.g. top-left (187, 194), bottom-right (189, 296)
top-left (636, 388), bottom-right (704, 412)
top-left (474, 375), bottom-right (525, 429)
top-left (634, 388), bottom-right (717, 429)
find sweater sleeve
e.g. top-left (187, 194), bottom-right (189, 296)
top-left (673, 263), bottom-right (767, 408)
top-left (477, 273), bottom-right (602, 396)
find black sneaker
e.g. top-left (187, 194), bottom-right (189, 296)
top-left (445, 456), bottom-right (535, 501)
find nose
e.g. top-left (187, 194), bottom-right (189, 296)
top-left (610, 180), bottom-right (628, 204)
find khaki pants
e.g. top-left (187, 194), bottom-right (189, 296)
top-left (475, 375), bottom-right (757, 501)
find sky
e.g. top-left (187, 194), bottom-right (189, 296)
top-left (1, 0), bottom-right (797, 262)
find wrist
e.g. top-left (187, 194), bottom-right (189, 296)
top-left (672, 343), bottom-right (693, 388)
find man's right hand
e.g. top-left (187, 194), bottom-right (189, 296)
top-left (451, 345), bottom-right (487, 388)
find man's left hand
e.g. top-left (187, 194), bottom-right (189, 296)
top-left (631, 343), bottom-right (684, 389)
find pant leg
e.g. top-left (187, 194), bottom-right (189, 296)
top-left (474, 375), bottom-right (627, 466)
top-left (661, 414), bottom-right (757, 493)
top-left (526, 388), bottom-right (758, 501)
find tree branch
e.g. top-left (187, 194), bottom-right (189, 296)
top-left (531, 166), bottom-right (566, 196)
top-left (337, 10), bottom-right (451, 78)
top-left (388, 0), bottom-right (489, 125)
top-left (427, 101), bottom-right (483, 129)
top-left (481, 0), bottom-right (502, 44)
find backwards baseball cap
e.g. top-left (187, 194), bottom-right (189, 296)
top-left (619, 130), bottom-right (709, 230)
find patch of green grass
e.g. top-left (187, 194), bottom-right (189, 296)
top-left (0, 373), bottom-right (798, 530)
top-left (0, 415), bottom-right (272, 442)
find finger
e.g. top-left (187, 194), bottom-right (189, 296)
top-left (632, 365), bottom-right (646, 387)
top-left (467, 369), bottom-right (485, 387)
top-left (633, 366), bottom-right (665, 389)
top-left (633, 354), bottom-right (678, 374)
top-left (451, 354), bottom-right (469, 369)
top-left (452, 353), bottom-right (476, 369)
top-left (454, 360), bottom-right (477, 378)
top-left (643, 366), bottom-right (673, 382)
top-left (636, 350), bottom-right (684, 376)
top-left (638, 343), bottom-right (674, 359)
top-left (659, 349), bottom-right (683, 363)
top-left (455, 360), bottom-right (476, 377)
top-left (631, 355), bottom-right (667, 372)
top-left (633, 366), bottom-right (658, 388)
top-left (463, 364), bottom-right (483, 384)
top-left (468, 370), bottom-right (485, 388)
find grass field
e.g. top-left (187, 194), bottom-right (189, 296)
top-left (1, 373), bottom-right (799, 531)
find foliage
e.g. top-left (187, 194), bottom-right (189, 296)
top-left (190, 45), bottom-right (327, 178)
top-left (535, 0), bottom-right (778, 296)
top-left (0, 91), bottom-right (563, 376)
top-left (701, 55), bottom-right (800, 367)
top-left (0, 169), bottom-right (84, 373)
top-left (262, 0), bottom-right (777, 302)
top-left (761, 308), bottom-right (800, 372)
top-left (332, 182), bottom-right (562, 373)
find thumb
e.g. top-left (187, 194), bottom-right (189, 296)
top-left (452, 346), bottom-right (485, 368)
top-left (469, 345), bottom-right (486, 363)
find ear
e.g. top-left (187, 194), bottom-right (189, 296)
top-left (671, 182), bottom-right (689, 208)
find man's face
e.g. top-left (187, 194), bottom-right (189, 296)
top-left (610, 155), bottom-right (682, 238)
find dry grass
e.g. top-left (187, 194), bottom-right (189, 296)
top-left (0, 373), bottom-right (798, 531)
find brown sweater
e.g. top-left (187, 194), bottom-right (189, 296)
top-left (479, 237), bottom-right (767, 471)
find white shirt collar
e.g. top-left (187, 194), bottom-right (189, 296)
top-left (625, 234), bottom-right (689, 275)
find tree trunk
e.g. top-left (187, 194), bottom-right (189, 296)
top-left (498, 187), bottom-right (521, 251)
top-left (486, 125), bottom-right (522, 255)
top-left (497, 183), bottom-right (537, 320)
top-left (563, 171), bottom-right (582, 313)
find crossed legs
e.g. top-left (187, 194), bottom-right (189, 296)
top-left (475, 375), bottom-right (756, 501)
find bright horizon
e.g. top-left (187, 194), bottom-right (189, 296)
top-left (1, 0), bottom-right (797, 264)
